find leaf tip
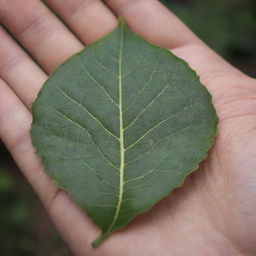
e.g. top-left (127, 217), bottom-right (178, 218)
top-left (118, 16), bottom-right (126, 25)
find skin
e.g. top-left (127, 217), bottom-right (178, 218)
top-left (0, 0), bottom-right (256, 255)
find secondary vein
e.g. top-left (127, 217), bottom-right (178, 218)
top-left (44, 105), bottom-right (119, 170)
top-left (56, 86), bottom-right (119, 141)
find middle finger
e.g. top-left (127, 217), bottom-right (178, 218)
top-left (45, 0), bottom-right (117, 44)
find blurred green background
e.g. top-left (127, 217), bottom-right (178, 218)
top-left (161, 0), bottom-right (256, 77)
top-left (0, 0), bottom-right (255, 255)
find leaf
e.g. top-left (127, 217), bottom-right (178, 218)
top-left (30, 19), bottom-right (217, 247)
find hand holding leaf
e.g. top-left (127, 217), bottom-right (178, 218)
top-left (0, 1), bottom-right (255, 255)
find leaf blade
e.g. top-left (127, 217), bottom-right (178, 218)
top-left (31, 20), bottom-right (217, 247)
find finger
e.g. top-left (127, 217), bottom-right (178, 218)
top-left (45, 0), bottom-right (117, 44)
top-left (0, 0), bottom-right (83, 73)
top-left (103, 0), bottom-right (200, 49)
top-left (0, 27), bottom-right (47, 107)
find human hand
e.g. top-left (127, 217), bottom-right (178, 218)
top-left (0, 1), bottom-right (255, 255)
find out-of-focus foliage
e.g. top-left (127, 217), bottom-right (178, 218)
top-left (0, 142), bottom-right (71, 256)
top-left (161, 0), bottom-right (256, 76)
top-left (0, 160), bottom-right (35, 255)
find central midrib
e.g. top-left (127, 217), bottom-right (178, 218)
top-left (104, 23), bottom-right (125, 237)
top-left (117, 22), bottom-right (125, 230)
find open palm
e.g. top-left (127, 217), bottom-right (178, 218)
top-left (0, 1), bottom-right (255, 255)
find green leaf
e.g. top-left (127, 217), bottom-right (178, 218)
top-left (31, 20), bottom-right (217, 246)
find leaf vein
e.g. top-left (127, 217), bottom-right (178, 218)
top-left (124, 77), bottom-right (175, 130)
top-left (92, 50), bottom-right (119, 77)
top-left (125, 103), bottom-right (199, 151)
top-left (78, 57), bottom-right (119, 107)
top-left (101, 46), bottom-right (119, 63)
top-left (123, 67), bottom-right (158, 112)
top-left (56, 86), bottom-right (119, 141)
top-left (81, 159), bottom-right (118, 188)
top-left (124, 168), bottom-right (173, 185)
top-left (44, 105), bottom-right (119, 170)
top-left (125, 124), bottom-right (195, 165)
top-left (92, 191), bottom-right (119, 198)
top-left (103, 23), bottom-right (125, 238)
